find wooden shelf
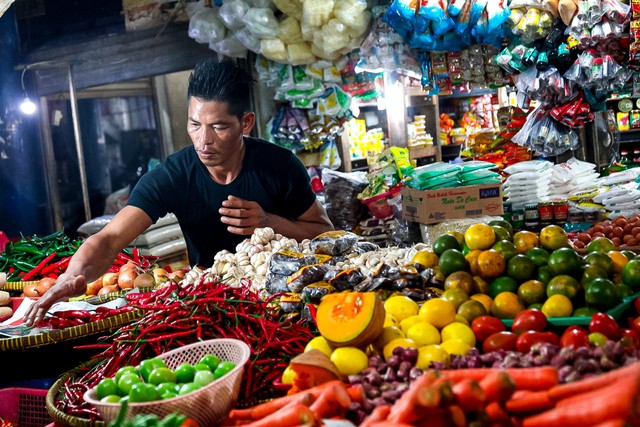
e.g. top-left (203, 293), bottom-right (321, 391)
top-left (409, 145), bottom-right (437, 159)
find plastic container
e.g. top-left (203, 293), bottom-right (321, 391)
top-left (362, 186), bottom-right (402, 219)
top-left (84, 339), bottom-right (251, 425)
top-left (0, 387), bottom-right (52, 427)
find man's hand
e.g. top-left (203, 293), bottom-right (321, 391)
top-left (219, 195), bottom-right (267, 235)
top-left (23, 275), bottom-right (87, 327)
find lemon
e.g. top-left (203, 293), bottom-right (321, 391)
top-left (491, 292), bottom-right (524, 319)
top-left (384, 296), bottom-right (419, 322)
top-left (418, 298), bottom-right (456, 328)
top-left (374, 326), bottom-right (405, 351)
top-left (330, 347), bottom-right (369, 376)
top-left (446, 230), bottom-right (466, 246)
top-left (383, 338), bottom-right (419, 361)
top-left (465, 224), bottom-right (496, 251)
top-left (470, 294), bottom-right (493, 313)
top-left (384, 313), bottom-right (399, 327)
top-left (406, 322), bottom-right (441, 347)
top-left (412, 250), bottom-right (439, 268)
top-left (440, 322), bottom-right (476, 347)
top-left (281, 364), bottom-right (296, 384)
top-left (416, 345), bottom-right (450, 369)
top-left (441, 338), bottom-right (472, 356)
top-left (399, 315), bottom-right (423, 334)
top-left (454, 314), bottom-right (470, 326)
top-left (304, 336), bottom-right (333, 358)
top-left (541, 294), bottom-right (573, 318)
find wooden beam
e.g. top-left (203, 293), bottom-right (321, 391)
top-left (26, 23), bottom-right (212, 96)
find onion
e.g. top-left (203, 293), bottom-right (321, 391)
top-left (133, 273), bottom-right (155, 289)
top-left (102, 272), bottom-right (118, 287)
top-left (118, 269), bottom-right (137, 289)
top-left (86, 278), bottom-right (103, 296)
top-left (36, 277), bottom-right (56, 295)
top-left (98, 284), bottom-right (119, 295)
top-left (386, 355), bottom-right (401, 369)
top-left (23, 283), bottom-right (40, 298)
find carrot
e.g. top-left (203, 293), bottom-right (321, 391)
top-left (505, 390), bottom-right (553, 414)
top-left (360, 405), bottom-right (391, 427)
top-left (555, 375), bottom-right (637, 409)
top-left (227, 392), bottom-right (315, 421)
top-left (447, 404), bottom-right (467, 427)
top-left (511, 390), bottom-right (534, 400)
top-left (346, 383), bottom-right (364, 403)
top-left (484, 401), bottom-right (510, 425)
top-left (589, 419), bottom-right (629, 427)
top-left (309, 381), bottom-right (351, 419)
top-left (387, 370), bottom-right (442, 423)
top-left (522, 378), bottom-right (638, 427)
top-left (414, 409), bottom-right (448, 427)
top-left (479, 371), bottom-right (516, 403)
top-left (364, 423), bottom-right (414, 427)
top-left (452, 379), bottom-right (486, 412)
top-left (548, 362), bottom-right (640, 402)
top-left (441, 366), bottom-right (558, 391)
top-left (240, 404), bottom-right (315, 427)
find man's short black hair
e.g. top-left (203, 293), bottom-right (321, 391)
top-left (187, 57), bottom-right (256, 119)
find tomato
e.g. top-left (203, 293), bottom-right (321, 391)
top-left (175, 363), bottom-right (197, 383)
top-left (156, 382), bottom-right (180, 397)
top-left (471, 316), bottom-right (507, 342)
top-left (115, 366), bottom-right (138, 384)
top-left (193, 363), bottom-right (212, 372)
top-left (179, 382), bottom-right (201, 395)
top-left (148, 367), bottom-right (177, 386)
top-left (620, 328), bottom-right (640, 348)
top-left (214, 361), bottom-right (236, 379)
top-left (630, 316), bottom-right (640, 337)
top-left (516, 331), bottom-right (559, 353)
top-left (96, 378), bottom-right (119, 399)
top-left (589, 312), bottom-right (620, 340)
top-left (194, 370), bottom-right (216, 387)
top-left (129, 382), bottom-right (160, 403)
top-left (560, 326), bottom-right (589, 349)
top-left (512, 309), bottom-right (548, 333)
top-left (117, 373), bottom-right (142, 395)
top-left (199, 354), bottom-right (221, 371)
top-left (634, 296), bottom-right (640, 315)
top-left (138, 357), bottom-right (167, 382)
top-left (482, 331), bottom-right (518, 353)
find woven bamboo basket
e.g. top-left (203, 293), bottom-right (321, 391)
top-left (0, 309), bottom-right (142, 351)
top-left (46, 358), bottom-right (105, 427)
top-left (2, 280), bottom-right (39, 292)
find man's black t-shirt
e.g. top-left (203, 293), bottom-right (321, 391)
top-left (127, 137), bottom-right (317, 267)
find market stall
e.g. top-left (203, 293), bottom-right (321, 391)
top-left (3, 0), bottom-right (640, 426)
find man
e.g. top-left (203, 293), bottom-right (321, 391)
top-left (25, 58), bottom-right (333, 326)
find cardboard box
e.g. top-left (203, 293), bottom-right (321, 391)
top-left (402, 184), bottom-right (503, 224)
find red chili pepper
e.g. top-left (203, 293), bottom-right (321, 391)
top-left (40, 256), bottom-right (70, 275)
top-left (21, 251), bottom-right (57, 281)
top-left (133, 247), bottom-right (140, 265)
top-left (55, 310), bottom-right (92, 319)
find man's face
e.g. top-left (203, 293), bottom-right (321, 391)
top-left (187, 97), bottom-right (253, 168)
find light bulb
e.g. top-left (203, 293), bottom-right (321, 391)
top-left (20, 97), bottom-right (37, 115)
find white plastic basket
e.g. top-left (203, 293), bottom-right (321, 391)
top-left (84, 338), bottom-right (251, 425)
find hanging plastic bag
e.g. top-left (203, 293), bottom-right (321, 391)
top-left (188, 7), bottom-right (226, 44)
top-left (245, 8), bottom-right (279, 38)
top-left (235, 27), bottom-right (261, 53)
top-left (218, 0), bottom-right (250, 31)
top-left (210, 34), bottom-right (248, 58)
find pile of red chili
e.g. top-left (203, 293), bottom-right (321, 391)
top-left (56, 278), bottom-right (316, 421)
top-left (46, 306), bottom-right (139, 329)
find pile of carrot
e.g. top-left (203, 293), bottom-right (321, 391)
top-left (222, 362), bottom-right (640, 427)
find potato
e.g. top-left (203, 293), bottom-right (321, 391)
top-left (0, 290), bottom-right (9, 306)
top-left (0, 306), bottom-right (12, 319)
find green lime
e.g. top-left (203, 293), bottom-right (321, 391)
top-left (547, 248), bottom-right (582, 277)
top-left (507, 254), bottom-right (537, 282)
top-left (213, 361), bottom-right (236, 379)
top-left (580, 264), bottom-right (609, 286)
top-left (175, 363), bottom-right (197, 384)
top-left (573, 306), bottom-right (598, 317)
top-left (536, 266), bottom-right (552, 285)
top-left (613, 282), bottom-right (634, 299)
top-left (621, 259), bottom-right (640, 289)
top-left (526, 247), bottom-right (550, 267)
top-left (96, 378), bottom-right (119, 400)
top-left (492, 240), bottom-right (518, 261)
top-left (489, 220), bottom-right (514, 235)
top-left (439, 249), bottom-right (468, 277)
top-left (491, 225), bottom-right (512, 242)
top-left (585, 237), bottom-right (616, 253)
top-left (517, 280), bottom-right (546, 306)
top-left (585, 278), bottom-right (619, 310)
top-left (528, 303), bottom-right (543, 310)
top-left (488, 276), bottom-right (519, 299)
top-left (546, 275), bottom-right (581, 300)
top-left (583, 252), bottom-right (614, 275)
top-left (100, 395), bottom-right (122, 403)
top-left (433, 234), bottom-right (461, 256)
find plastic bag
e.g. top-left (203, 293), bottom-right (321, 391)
top-left (244, 8), bottom-right (279, 38)
top-left (218, 0), bottom-right (249, 31)
top-left (322, 169), bottom-right (370, 231)
top-left (188, 7), bottom-right (226, 44)
top-left (235, 27), bottom-right (261, 53)
top-left (210, 34), bottom-right (247, 58)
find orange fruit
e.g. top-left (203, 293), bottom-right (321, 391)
top-left (491, 292), bottom-right (524, 319)
top-left (539, 225), bottom-right (569, 251)
top-left (444, 271), bottom-right (475, 294)
top-left (445, 230), bottom-right (465, 246)
top-left (513, 231), bottom-right (540, 254)
top-left (476, 249), bottom-right (506, 280)
top-left (546, 275), bottom-right (581, 300)
top-left (412, 250), bottom-right (439, 268)
top-left (470, 294), bottom-right (492, 313)
top-left (517, 280), bottom-right (546, 306)
top-left (464, 224), bottom-right (496, 250)
top-left (541, 294), bottom-right (573, 318)
top-left (472, 276), bottom-right (490, 294)
top-left (465, 250), bottom-right (483, 276)
top-left (608, 251), bottom-right (629, 274)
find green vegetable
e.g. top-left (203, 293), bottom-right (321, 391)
top-left (108, 400), bottom-right (187, 427)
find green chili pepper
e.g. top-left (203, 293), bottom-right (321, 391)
top-left (8, 244), bottom-right (41, 255)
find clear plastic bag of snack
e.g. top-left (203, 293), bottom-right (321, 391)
top-left (188, 7), bottom-right (226, 44)
top-left (218, 0), bottom-right (250, 31)
top-left (235, 27), bottom-right (261, 53)
top-left (302, 0), bottom-right (335, 28)
top-left (210, 34), bottom-right (247, 58)
top-left (278, 16), bottom-right (304, 44)
top-left (244, 8), bottom-right (279, 38)
top-left (273, 0), bottom-right (303, 20)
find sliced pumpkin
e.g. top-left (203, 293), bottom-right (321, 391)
top-left (288, 349), bottom-right (342, 394)
top-left (316, 291), bottom-right (385, 348)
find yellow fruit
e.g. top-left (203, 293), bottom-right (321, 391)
top-left (304, 336), bottom-right (333, 358)
top-left (541, 294), bottom-right (573, 318)
top-left (608, 251), bottom-right (629, 274)
top-left (384, 313), bottom-right (399, 327)
top-left (384, 295), bottom-right (419, 322)
top-left (441, 287), bottom-right (470, 311)
top-left (418, 298), bottom-right (456, 329)
top-left (281, 364), bottom-right (296, 384)
top-left (444, 271), bottom-right (475, 294)
top-left (472, 276), bottom-right (490, 295)
top-left (412, 250), bottom-right (439, 268)
top-left (470, 294), bottom-right (493, 313)
top-left (330, 347), bottom-right (369, 376)
top-left (374, 326), bottom-right (405, 352)
top-left (457, 300), bottom-right (487, 323)
top-left (440, 322), bottom-right (476, 347)
top-left (446, 230), bottom-right (465, 246)
top-left (491, 292), bottom-right (524, 319)
top-left (406, 322), bottom-right (441, 347)
top-left (539, 225), bottom-right (569, 251)
top-left (399, 315), bottom-right (423, 334)
top-left (476, 250), bottom-right (506, 280)
top-left (383, 338), bottom-right (419, 361)
top-left (465, 250), bottom-right (483, 276)
top-left (440, 338), bottom-right (472, 356)
top-left (513, 231), bottom-right (540, 254)
top-left (465, 224), bottom-right (496, 251)
top-left (416, 345), bottom-right (450, 369)
top-left (454, 314), bottom-right (470, 326)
